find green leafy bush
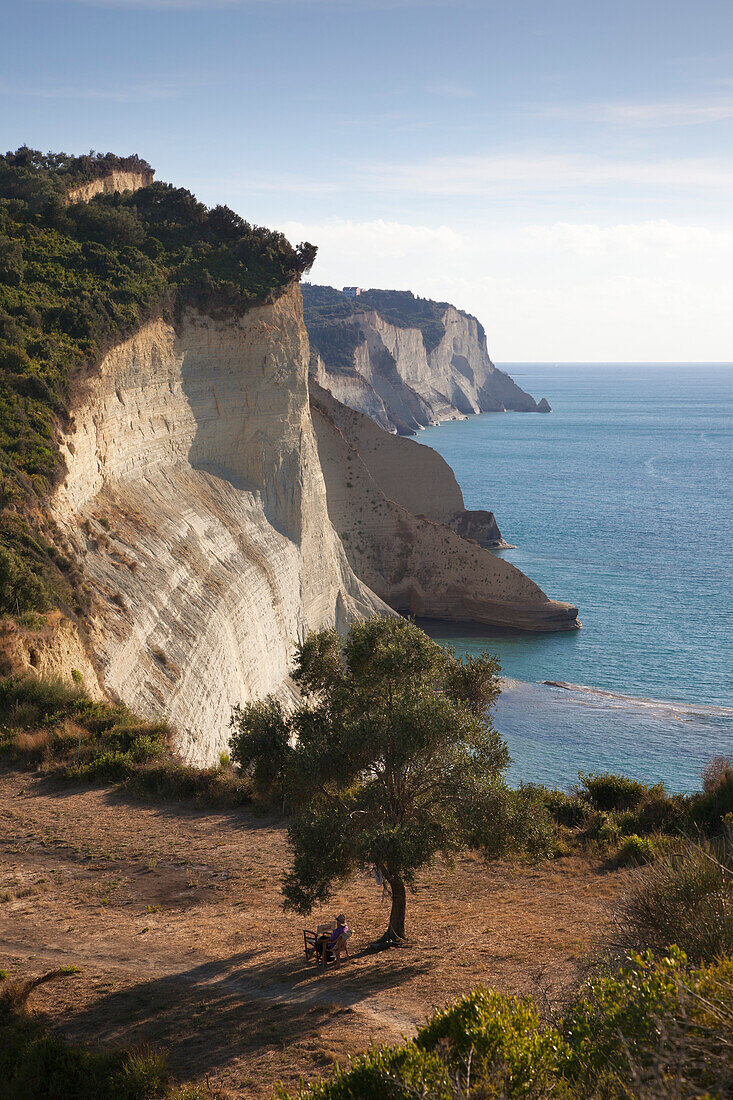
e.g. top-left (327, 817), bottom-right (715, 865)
top-left (690, 759), bottom-right (733, 834)
top-left (417, 988), bottom-right (570, 1097)
top-left (529, 769), bottom-right (725, 850)
top-left (577, 771), bottom-right (661, 812)
top-left (612, 833), bottom-right (659, 867)
top-left (281, 951), bottom-right (733, 1099)
top-left (563, 949), bottom-right (733, 1096)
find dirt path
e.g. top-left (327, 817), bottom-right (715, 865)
top-left (1, 935), bottom-right (417, 1033)
top-left (0, 768), bottom-right (623, 1097)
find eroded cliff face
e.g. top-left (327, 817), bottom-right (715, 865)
top-left (311, 304), bottom-right (548, 435)
top-left (316, 390), bottom-right (511, 549)
top-left (66, 169), bottom-right (155, 204)
top-left (310, 384), bottom-right (579, 632)
top-left (52, 286), bottom-right (384, 764)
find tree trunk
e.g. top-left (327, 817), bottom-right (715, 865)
top-left (387, 875), bottom-right (407, 941)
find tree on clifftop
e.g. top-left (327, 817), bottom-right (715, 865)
top-left (229, 617), bottom-right (553, 945)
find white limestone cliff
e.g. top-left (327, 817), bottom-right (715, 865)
top-left (309, 301), bottom-right (548, 434)
top-left (51, 286), bottom-right (385, 764)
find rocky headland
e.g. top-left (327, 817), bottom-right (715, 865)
top-left (303, 284), bottom-right (551, 434)
top-left (0, 149), bottom-right (578, 764)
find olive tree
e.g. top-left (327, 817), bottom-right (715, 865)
top-left (230, 616), bottom-right (551, 944)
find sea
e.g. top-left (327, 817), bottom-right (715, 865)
top-left (416, 364), bottom-right (733, 794)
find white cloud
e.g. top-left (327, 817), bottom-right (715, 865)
top-left (543, 97), bottom-right (733, 127)
top-left (234, 153), bottom-right (733, 201)
top-left (360, 154), bottom-right (733, 195)
top-left (280, 216), bottom-right (733, 360)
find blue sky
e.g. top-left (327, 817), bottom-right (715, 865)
top-left (3, 0), bottom-right (733, 359)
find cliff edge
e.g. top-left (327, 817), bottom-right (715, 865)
top-left (0, 148), bottom-right (578, 767)
top-left (51, 288), bottom-right (385, 764)
top-left (304, 285), bottom-right (551, 434)
top-left (311, 383), bottom-right (579, 633)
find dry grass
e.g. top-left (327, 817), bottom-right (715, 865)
top-left (0, 767), bottom-right (623, 1098)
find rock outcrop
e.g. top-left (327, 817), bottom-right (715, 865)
top-left (310, 384), bottom-right (579, 633)
top-left (316, 389), bottom-right (511, 550)
top-left (51, 287), bottom-right (385, 765)
top-left (66, 168), bottom-right (155, 204)
top-left (304, 286), bottom-right (550, 434)
top-left (4, 155), bottom-right (580, 768)
top-left (0, 612), bottom-right (104, 700)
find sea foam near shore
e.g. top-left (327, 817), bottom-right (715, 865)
top-left (496, 678), bottom-right (733, 793)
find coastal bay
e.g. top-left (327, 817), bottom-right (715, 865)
top-left (418, 363), bottom-right (733, 791)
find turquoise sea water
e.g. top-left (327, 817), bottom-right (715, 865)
top-left (417, 364), bottom-right (733, 793)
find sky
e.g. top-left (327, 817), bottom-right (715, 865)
top-left (2, 0), bottom-right (733, 360)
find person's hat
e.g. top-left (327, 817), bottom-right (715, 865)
top-left (336, 913), bottom-right (346, 923)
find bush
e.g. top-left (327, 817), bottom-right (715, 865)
top-left (577, 771), bottom-right (662, 813)
top-left (474, 785), bottom-right (557, 861)
top-left (0, 673), bottom-right (250, 808)
top-left (612, 833), bottom-right (659, 867)
top-left (609, 834), bottom-right (733, 964)
top-left (280, 952), bottom-right (733, 1099)
top-left (416, 987), bottom-right (570, 1096)
top-left (278, 988), bottom-right (568, 1099)
top-left (690, 759), bottom-right (733, 834)
top-left (702, 756), bottom-right (733, 794)
top-left (563, 949), bottom-right (733, 1097)
top-left (520, 782), bottom-right (590, 829)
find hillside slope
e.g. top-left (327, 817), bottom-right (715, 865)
top-left (316, 390), bottom-right (509, 549)
top-left (303, 284), bottom-right (550, 434)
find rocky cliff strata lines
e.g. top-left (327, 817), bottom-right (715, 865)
top-left (304, 287), bottom-right (551, 434)
top-left (66, 168), bottom-right (155, 203)
top-left (52, 287), bottom-right (385, 765)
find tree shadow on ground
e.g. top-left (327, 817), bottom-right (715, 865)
top-left (56, 949), bottom-right (428, 1083)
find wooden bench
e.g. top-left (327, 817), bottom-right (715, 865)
top-left (303, 924), bottom-right (352, 968)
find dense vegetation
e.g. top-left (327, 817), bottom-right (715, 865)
top-left (230, 616), bottom-right (554, 943)
top-left (279, 949), bottom-right (733, 1098)
top-left (0, 147), bottom-right (316, 614)
top-left (525, 761), bottom-right (733, 862)
top-left (301, 283), bottom-right (482, 369)
top-left (0, 673), bottom-right (251, 807)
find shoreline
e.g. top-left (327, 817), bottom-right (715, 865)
top-left (499, 676), bottom-right (733, 719)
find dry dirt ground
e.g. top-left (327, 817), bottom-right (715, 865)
top-left (0, 767), bottom-right (624, 1098)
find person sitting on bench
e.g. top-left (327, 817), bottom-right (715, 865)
top-left (316, 914), bottom-right (350, 965)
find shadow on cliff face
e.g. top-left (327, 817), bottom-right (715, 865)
top-left (55, 949), bottom-right (426, 1085)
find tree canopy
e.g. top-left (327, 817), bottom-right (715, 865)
top-left (230, 616), bottom-right (553, 943)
